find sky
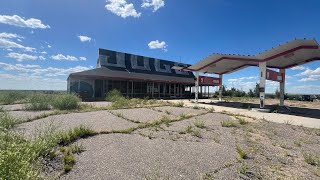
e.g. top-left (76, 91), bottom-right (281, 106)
top-left (0, 0), bottom-right (320, 94)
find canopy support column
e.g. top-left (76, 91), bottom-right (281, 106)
top-left (219, 74), bottom-right (223, 101)
top-left (259, 62), bottom-right (266, 109)
top-left (280, 69), bottom-right (285, 106)
top-left (195, 72), bottom-right (199, 103)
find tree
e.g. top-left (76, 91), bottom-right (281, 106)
top-left (275, 88), bottom-right (280, 99)
top-left (254, 83), bottom-right (260, 97)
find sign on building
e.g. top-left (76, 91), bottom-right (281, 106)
top-left (198, 76), bottom-right (221, 86)
top-left (266, 69), bottom-right (284, 83)
top-left (98, 48), bottom-right (194, 78)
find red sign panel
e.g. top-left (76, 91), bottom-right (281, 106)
top-left (199, 76), bottom-right (221, 86)
top-left (266, 69), bottom-right (284, 82)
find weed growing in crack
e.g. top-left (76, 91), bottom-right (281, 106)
top-left (194, 119), bottom-right (206, 128)
top-left (236, 145), bottom-right (248, 159)
top-left (185, 125), bottom-right (193, 133)
top-left (221, 120), bottom-right (237, 127)
top-left (236, 117), bottom-right (248, 125)
top-left (238, 163), bottom-right (249, 174)
top-left (303, 153), bottom-right (320, 166)
top-left (192, 129), bottom-right (202, 138)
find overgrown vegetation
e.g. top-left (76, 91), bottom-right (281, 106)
top-left (25, 94), bottom-right (52, 111)
top-left (0, 91), bottom-right (28, 105)
top-left (106, 89), bottom-right (168, 109)
top-left (51, 93), bottom-right (80, 110)
top-left (0, 111), bottom-right (95, 179)
top-left (59, 125), bottom-right (96, 146)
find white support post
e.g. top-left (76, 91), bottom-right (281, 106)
top-left (219, 74), bottom-right (223, 101)
top-left (259, 62), bottom-right (267, 109)
top-left (280, 69), bottom-right (285, 106)
top-left (195, 72), bottom-right (199, 102)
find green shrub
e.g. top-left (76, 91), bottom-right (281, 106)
top-left (106, 89), bottom-right (123, 102)
top-left (0, 112), bottom-right (19, 130)
top-left (52, 94), bottom-right (80, 110)
top-left (0, 91), bottom-right (27, 105)
top-left (25, 94), bottom-right (52, 111)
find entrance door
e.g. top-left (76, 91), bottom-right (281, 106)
top-left (95, 79), bottom-right (103, 98)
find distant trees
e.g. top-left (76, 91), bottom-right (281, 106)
top-left (215, 83), bottom-right (262, 98)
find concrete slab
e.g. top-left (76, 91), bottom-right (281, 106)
top-left (16, 111), bottom-right (138, 137)
top-left (61, 134), bottom-right (238, 180)
top-left (0, 104), bottom-right (25, 111)
top-left (8, 110), bottom-right (54, 121)
top-left (153, 106), bottom-right (207, 117)
top-left (168, 99), bottom-right (320, 129)
top-left (110, 108), bottom-right (168, 123)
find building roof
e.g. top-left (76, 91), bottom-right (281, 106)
top-left (69, 67), bottom-right (195, 84)
top-left (178, 39), bottom-right (320, 74)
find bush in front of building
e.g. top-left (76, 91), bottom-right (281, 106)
top-left (51, 93), bottom-right (80, 110)
top-left (106, 89), bottom-right (123, 102)
top-left (25, 94), bottom-right (52, 111)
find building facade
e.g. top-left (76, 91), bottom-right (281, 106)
top-left (67, 48), bottom-right (196, 100)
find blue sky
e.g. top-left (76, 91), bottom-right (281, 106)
top-left (0, 0), bottom-right (320, 94)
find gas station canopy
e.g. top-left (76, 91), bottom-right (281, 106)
top-left (179, 39), bottom-right (320, 74)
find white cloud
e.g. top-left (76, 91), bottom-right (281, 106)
top-left (0, 38), bottom-right (35, 52)
top-left (79, 57), bottom-right (87, 61)
top-left (0, 61), bottom-right (91, 78)
top-left (297, 67), bottom-right (320, 76)
top-left (298, 77), bottom-right (317, 82)
top-left (105, 0), bottom-right (141, 18)
top-left (148, 40), bottom-right (167, 51)
top-left (0, 32), bottom-right (24, 39)
top-left (51, 54), bottom-right (78, 61)
top-left (0, 15), bottom-right (50, 29)
top-left (7, 53), bottom-right (38, 61)
top-left (47, 45), bottom-right (52, 48)
top-left (78, 35), bottom-right (91, 42)
top-left (39, 56), bottom-right (46, 60)
top-left (228, 76), bottom-right (257, 82)
top-left (142, 0), bottom-right (165, 12)
top-left (40, 51), bottom-right (47, 54)
top-left (291, 65), bottom-right (306, 70)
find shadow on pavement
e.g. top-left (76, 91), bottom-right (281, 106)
top-left (201, 101), bottom-right (320, 119)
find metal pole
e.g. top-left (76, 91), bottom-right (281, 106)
top-left (195, 72), bottom-right (199, 102)
top-left (259, 62), bottom-right (267, 109)
top-left (280, 69), bottom-right (285, 106)
top-left (219, 74), bottom-right (223, 101)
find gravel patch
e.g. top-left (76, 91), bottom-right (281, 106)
top-left (8, 110), bottom-right (54, 121)
top-left (61, 134), bottom-right (238, 180)
top-left (16, 111), bottom-right (137, 137)
top-left (110, 108), bottom-right (169, 123)
top-left (0, 104), bottom-right (25, 111)
top-left (153, 106), bottom-right (207, 117)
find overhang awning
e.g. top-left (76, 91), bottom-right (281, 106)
top-left (178, 39), bottom-right (320, 74)
top-left (69, 67), bottom-right (195, 84)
